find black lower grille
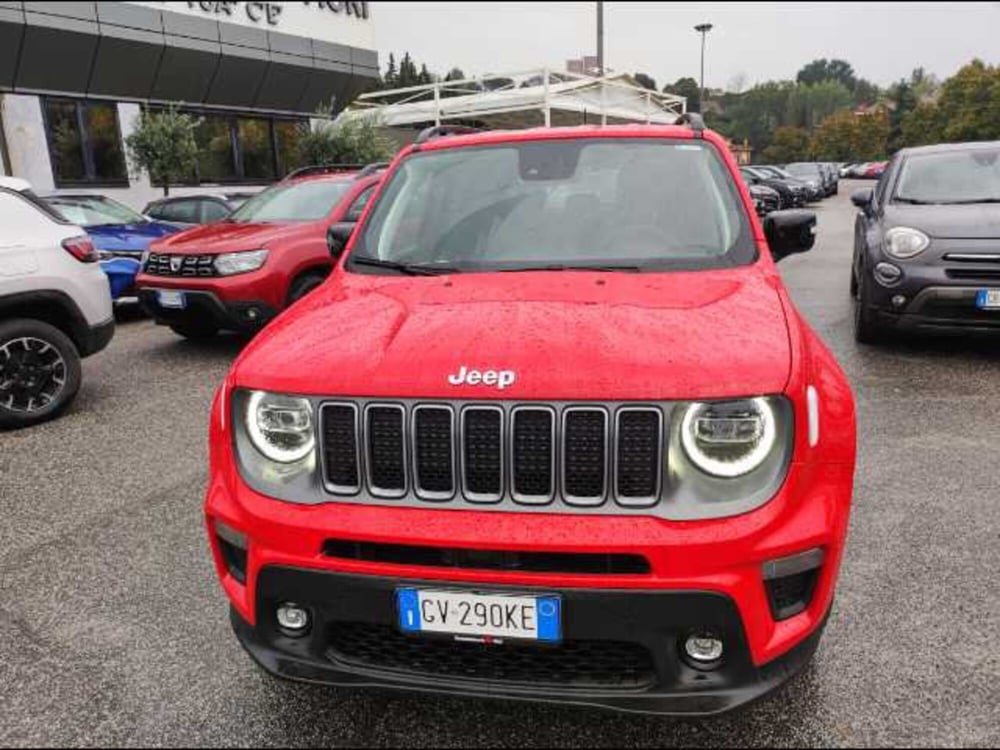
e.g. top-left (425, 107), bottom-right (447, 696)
top-left (765, 569), bottom-right (820, 621)
top-left (322, 404), bottom-right (360, 491)
top-left (616, 410), bottom-right (662, 501)
top-left (413, 407), bottom-right (454, 496)
top-left (463, 408), bottom-right (502, 497)
top-left (367, 406), bottom-right (406, 493)
top-left (328, 622), bottom-right (656, 689)
top-left (322, 539), bottom-right (650, 575)
top-left (511, 408), bottom-right (554, 499)
top-left (563, 409), bottom-right (607, 500)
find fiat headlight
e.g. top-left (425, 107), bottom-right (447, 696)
top-left (884, 227), bottom-right (930, 259)
top-left (680, 398), bottom-right (778, 478)
top-left (215, 249), bottom-right (269, 276)
top-left (245, 390), bottom-right (314, 463)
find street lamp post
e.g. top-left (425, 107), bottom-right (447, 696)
top-left (694, 22), bottom-right (713, 113)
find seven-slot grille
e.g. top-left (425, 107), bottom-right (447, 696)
top-left (144, 252), bottom-right (218, 277)
top-left (320, 402), bottom-right (664, 509)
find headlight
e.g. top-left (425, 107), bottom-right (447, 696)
top-left (884, 227), bottom-right (930, 259)
top-left (140, 248), bottom-right (150, 268)
top-left (245, 390), bottom-right (314, 463)
top-left (680, 398), bottom-right (777, 478)
top-left (214, 249), bottom-right (268, 276)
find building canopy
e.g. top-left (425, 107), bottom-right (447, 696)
top-left (339, 69), bottom-right (687, 131)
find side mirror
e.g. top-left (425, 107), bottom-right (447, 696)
top-left (764, 209), bottom-right (817, 262)
top-left (327, 222), bottom-right (356, 257)
top-left (851, 188), bottom-right (874, 210)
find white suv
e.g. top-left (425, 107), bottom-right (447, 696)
top-left (0, 179), bottom-right (114, 428)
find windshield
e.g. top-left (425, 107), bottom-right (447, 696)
top-left (47, 196), bottom-right (146, 227)
top-left (228, 179), bottom-right (350, 223)
top-left (352, 138), bottom-right (753, 274)
top-left (895, 148), bottom-right (1000, 204)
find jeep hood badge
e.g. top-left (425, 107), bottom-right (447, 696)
top-left (448, 366), bottom-right (516, 389)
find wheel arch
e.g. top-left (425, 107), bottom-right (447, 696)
top-left (0, 291), bottom-right (88, 352)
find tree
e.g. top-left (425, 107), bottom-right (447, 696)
top-left (418, 64), bottom-right (433, 86)
top-left (125, 105), bottom-right (200, 196)
top-left (796, 58), bottom-right (857, 91)
top-left (935, 59), bottom-right (1000, 142)
top-left (761, 125), bottom-right (810, 163)
top-left (663, 77), bottom-right (701, 112)
top-left (899, 101), bottom-right (945, 147)
top-left (887, 78), bottom-right (918, 152)
top-left (785, 80), bottom-right (853, 130)
top-left (810, 109), bottom-right (889, 161)
top-left (383, 53), bottom-right (397, 89)
top-left (295, 107), bottom-right (396, 167)
top-left (633, 72), bottom-right (657, 91)
top-left (444, 67), bottom-right (466, 82)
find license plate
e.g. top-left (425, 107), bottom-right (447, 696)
top-left (156, 289), bottom-right (186, 309)
top-left (397, 589), bottom-right (561, 643)
top-left (976, 289), bottom-right (1000, 309)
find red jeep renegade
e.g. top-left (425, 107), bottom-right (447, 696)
top-left (137, 164), bottom-right (384, 339)
top-left (205, 120), bottom-right (856, 716)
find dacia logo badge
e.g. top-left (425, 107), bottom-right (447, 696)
top-left (448, 366), bottom-right (516, 390)
top-left (169, 256), bottom-right (182, 272)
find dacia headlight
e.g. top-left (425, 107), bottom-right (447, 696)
top-left (215, 249), bottom-right (268, 276)
top-left (680, 398), bottom-right (777, 478)
top-left (884, 227), bottom-right (930, 259)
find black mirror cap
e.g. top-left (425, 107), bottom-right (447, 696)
top-left (764, 209), bottom-right (817, 262)
top-left (851, 188), bottom-right (874, 209)
top-left (327, 222), bottom-right (356, 257)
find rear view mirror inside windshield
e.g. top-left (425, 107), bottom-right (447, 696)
top-left (518, 141), bottom-right (583, 181)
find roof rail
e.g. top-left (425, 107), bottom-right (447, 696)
top-left (282, 164), bottom-right (365, 180)
top-left (355, 161), bottom-right (391, 179)
top-left (415, 125), bottom-right (483, 144)
top-left (674, 112), bottom-right (706, 136)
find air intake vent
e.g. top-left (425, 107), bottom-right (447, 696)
top-left (615, 409), bottom-right (662, 506)
top-left (366, 405), bottom-right (406, 497)
top-left (562, 408), bottom-right (608, 505)
top-left (412, 406), bottom-right (454, 499)
top-left (462, 407), bottom-right (503, 502)
top-left (321, 404), bottom-right (361, 493)
top-left (511, 407), bottom-right (555, 504)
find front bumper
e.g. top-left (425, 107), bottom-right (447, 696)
top-left (231, 568), bottom-right (828, 716)
top-left (865, 269), bottom-right (1000, 334)
top-left (138, 288), bottom-right (277, 334)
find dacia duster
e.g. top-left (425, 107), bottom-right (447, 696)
top-left (205, 119), bottom-right (856, 715)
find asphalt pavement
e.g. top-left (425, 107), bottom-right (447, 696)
top-left (0, 181), bottom-right (997, 747)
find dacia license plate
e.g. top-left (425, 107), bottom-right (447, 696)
top-left (157, 289), bottom-right (186, 309)
top-left (396, 588), bottom-right (561, 643)
top-left (976, 289), bottom-right (1000, 309)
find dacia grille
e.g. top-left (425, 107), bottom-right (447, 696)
top-left (144, 252), bottom-right (217, 277)
top-left (319, 401), bottom-right (665, 510)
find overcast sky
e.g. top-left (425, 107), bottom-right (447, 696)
top-left (373, 2), bottom-right (1000, 90)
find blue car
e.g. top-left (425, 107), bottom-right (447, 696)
top-left (44, 194), bottom-right (182, 300)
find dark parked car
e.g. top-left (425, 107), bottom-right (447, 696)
top-left (741, 167), bottom-right (803, 208)
top-left (785, 163), bottom-right (834, 197)
top-left (851, 141), bottom-right (1000, 343)
top-left (143, 193), bottom-right (258, 227)
top-left (747, 182), bottom-right (781, 215)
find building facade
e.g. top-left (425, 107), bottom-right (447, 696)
top-left (0, 1), bottom-right (377, 208)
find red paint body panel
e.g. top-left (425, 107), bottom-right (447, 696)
top-left (204, 126), bottom-right (857, 683)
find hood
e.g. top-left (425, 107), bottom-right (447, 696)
top-left (884, 203), bottom-right (1000, 240)
top-left (233, 267), bottom-right (792, 402)
top-left (86, 222), bottom-right (180, 252)
top-left (151, 220), bottom-right (319, 254)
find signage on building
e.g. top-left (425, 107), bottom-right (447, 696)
top-left (130, 1), bottom-right (374, 48)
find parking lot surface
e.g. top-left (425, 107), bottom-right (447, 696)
top-left (1, 182), bottom-right (998, 747)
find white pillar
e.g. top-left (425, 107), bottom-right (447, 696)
top-left (1, 94), bottom-right (55, 190)
top-left (542, 67), bottom-right (551, 127)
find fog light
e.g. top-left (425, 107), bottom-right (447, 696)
top-left (891, 294), bottom-right (907, 308)
top-left (684, 634), bottom-right (724, 665)
top-left (276, 603), bottom-right (310, 634)
top-left (874, 262), bottom-right (902, 287)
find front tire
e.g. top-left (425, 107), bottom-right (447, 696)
top-left (0, 318), bottom-right (82, 429)
top-left (287, 271), bottom-right (328, 305)
top-left (853, 271), bottom-right (886, 345)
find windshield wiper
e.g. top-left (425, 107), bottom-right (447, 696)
top-left (936, 198), bottom-right (1000, 205)
top-left (894, 197), bottom-right (937, 204)
top-left (350, 256), bottom-right (460, 276)
top-left (495, 264), bottom-right (645, 273)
